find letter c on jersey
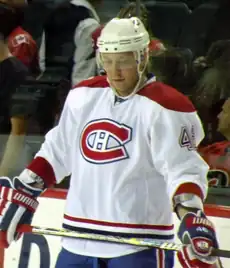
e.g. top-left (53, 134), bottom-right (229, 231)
top-left (80, 119), bottom-right (132, 164)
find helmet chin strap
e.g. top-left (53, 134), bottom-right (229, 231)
top-left (107, 49), bottom-right (150, 99)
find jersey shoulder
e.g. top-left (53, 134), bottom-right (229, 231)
top-left (69, 76), bottom-right (109, 107)
top-left (73, 75), bottom-right (109, 89)
top-left (138, 81), bottom-right (195, 112)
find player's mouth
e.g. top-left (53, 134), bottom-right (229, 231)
top-left (112, 79), bottom-right (125, 82)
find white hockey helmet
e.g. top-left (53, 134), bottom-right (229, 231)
top-left (97, 17), bottom-right (150, 53)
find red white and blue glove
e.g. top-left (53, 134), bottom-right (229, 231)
top-left (0, 176), bottom-right (42, 248)
top-left (177, 210), bottom-right (219, 268)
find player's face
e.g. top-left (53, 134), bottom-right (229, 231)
top-left (101, 52), bottom-right (139, 96)
top-left (217, 99), bottom-right (230, 135)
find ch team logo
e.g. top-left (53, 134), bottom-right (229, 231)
top-left (80, 119), bottom-right (132, 164)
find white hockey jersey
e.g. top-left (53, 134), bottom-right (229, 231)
top-left (25, 75), bottom-right (209, 258)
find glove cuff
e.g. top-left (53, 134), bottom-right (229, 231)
top-left (13, 177), bottom-right (43, 198)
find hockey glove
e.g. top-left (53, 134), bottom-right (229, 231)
top-left (0, 176), bottom-right (42, 248)
top-left (177, 210), bottom-right (219, 268)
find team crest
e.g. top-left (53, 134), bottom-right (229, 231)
top-left (80, 119), bottom-right (132, 164)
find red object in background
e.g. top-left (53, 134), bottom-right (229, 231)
top-left (91, 25), bottom-right (103, 51)
top-left (149, 39), bottom-right (166, 52)
top-left (199, 141), bottom-right (230, 187)
top-left (8, 26), bottom-right (40, 75)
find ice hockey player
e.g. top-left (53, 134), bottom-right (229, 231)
top-left (0, 17), bottom-right (220, 268)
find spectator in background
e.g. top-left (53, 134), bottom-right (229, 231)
top-left (39, 0), bottom-right (101, 85)
top-left (194, 40), bottom-right (230, 107)
top-left (0, 0), bottom-right (26, 5)
top-left (0, 2), bottom-right (29, 176)
top-left (7, 6), bottom-right (40, 76)
top-left (193, 40), bottom-right (230, 145)
top-left (193, 40), bottom-right (230, 188)
top-left (200, 99), bottom-right (230, 188)
top-left (150, 47), bottom-right (195, 95)
top-left (0, 0), bottom-right (69, 7)
top-left (203, 0), bottom-right (230, 56)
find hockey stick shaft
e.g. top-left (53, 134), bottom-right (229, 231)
top-left (18, 224), bottom-right (230, 258)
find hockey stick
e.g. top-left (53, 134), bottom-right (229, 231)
top-left (18, 224), bottom-right (230, 258)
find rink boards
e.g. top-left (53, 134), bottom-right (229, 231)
top-left (2, 189), bottom-right (230, 268)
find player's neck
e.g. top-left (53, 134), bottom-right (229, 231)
top-left (0, 42), bottom-right (11, 62)
top-left (116, 75), bottom-right (147, 97)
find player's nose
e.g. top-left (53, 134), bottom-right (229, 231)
top-left (110, 64), bottom-right (122, 77)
